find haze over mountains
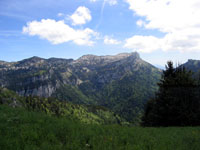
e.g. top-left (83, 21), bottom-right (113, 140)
top-left (0, 52), bottom-right (199, 123)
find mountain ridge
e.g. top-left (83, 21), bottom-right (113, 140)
top-left (0, 52), bottom-right (142, 71)
top-left (0, 52), bottom-right (162, 123)
top-left (0, 53), bottom-right (199, 124)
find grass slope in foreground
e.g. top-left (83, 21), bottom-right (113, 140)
top-left (0, 105), bottom-right (200, 150)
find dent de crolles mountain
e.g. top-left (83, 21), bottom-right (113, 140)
top-left (0, 52), bottom-right (162, 123)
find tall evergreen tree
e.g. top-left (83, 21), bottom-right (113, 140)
top-left (142, 61), bottom-right (200, 126)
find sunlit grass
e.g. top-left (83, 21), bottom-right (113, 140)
top-left (0, 105), bottom-right (200, 150)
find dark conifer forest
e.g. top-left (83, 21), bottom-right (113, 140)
top-left (142, 61), bottom-right (200, 126)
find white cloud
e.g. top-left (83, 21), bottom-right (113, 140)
top-left (124, 36), bottom-right (161, 53)
top-left (57, 13), bottom-right (64, 17)
top-left (23, 19), bottom-right (97, 46)
top-left (90, 0), bottom-right (117, 6)
top-left (107, 0), bottom-right (117, 6)
top-left (125, 0), bottom-right (200, 53)
top-left (104, 36), bottom-right (121, 45)
top-left (136, 20), bottom-right (145, 27)
top-left (70, 6), bottom-right (91, 26)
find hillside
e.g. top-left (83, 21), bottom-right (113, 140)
top-left (182, 59), bottom-right (200, 78)
top-left (0, 52), bottom-right (161, 123)
top-left (0, 105), bottom-right (200, 150)
top-left (0, 88), bottom-right (124, 125)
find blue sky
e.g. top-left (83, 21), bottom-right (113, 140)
top-left (1, 0), bottom-right (200, 67)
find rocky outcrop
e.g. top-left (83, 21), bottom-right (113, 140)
top-left (0, 52), bottom-right (162, 123)
top-left (0, 52), bottom-right (161, 98)
top-left (73, 52), bottom-right (140, 66)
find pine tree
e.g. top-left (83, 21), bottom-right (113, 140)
top-left (142, 61), bottom-right (200, 126)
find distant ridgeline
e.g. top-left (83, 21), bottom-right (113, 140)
top-left (0, 52), bottom-right (161, 124)
top-left (1, 53), bottom-right (200, 124)
top-left (181, 59), bottom-right (200, 78)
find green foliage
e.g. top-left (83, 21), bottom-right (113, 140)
top-left (33, 70), bottom-right (47, 76)
top-left (0, 87), bottom-right (123, 125)
top-left (143, 61), bottom-right (200, 126)
top-left (0, 54), bottom-right (162, 125)
top-left (98, 64), bottom-right (160, 124)
top-left (1, 105), bottom-right (200, 150)
top-left (0, 88), bottom-right (23, 106)
top-left (24, 96), bottom-right (124, 125)
top-left (52, 84), bottom-right (94, 104)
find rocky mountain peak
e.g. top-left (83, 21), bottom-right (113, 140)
top-left (0, 61), bottom-right (8, 65)
top-left (110, 52), bottom-right (140, 59)
top-left (78, 54), bottom-right (98, 60)
top-left (26, 56), bottom-right (44, 62)
top-left (19, 56), bottom-right (44, 63)
top-left (0, 61), bottom-right (10, 68)
top-left (74, 52), bottom-right (140, 65)
top-left (16, 56), bottom-right (45, 67)
top-left (188, 59), bottom-right (196, 62)
top-left (178, 59), bottom-right (200, 76)
top-left (184, 58), bottom-right (200, 65)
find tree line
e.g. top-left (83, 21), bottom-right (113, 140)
top-left (142, 61), bottom-right (200, 126)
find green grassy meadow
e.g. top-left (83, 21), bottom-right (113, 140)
top-left (0, 105), bottom-right (200, 150)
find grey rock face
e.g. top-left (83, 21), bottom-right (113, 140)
top-left (0, 52), bottom-right (163, 123)
top-left (73, 52), bottom-right (140, 66)
top-left (0, 52), bottom-right (160, 99)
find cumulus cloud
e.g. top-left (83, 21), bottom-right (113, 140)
top-left (124, 36), bottom-right (161, 53)
top-left (70, 6), bottom-right (91, 26)
top-left (23, 19), bottom-right (97, 46)
top-left (136, 20), bottom-right (146, 27)
top-left (104, 36), bottom-right (121, 45)
top-left (125, 0), bottom-right (200, 53)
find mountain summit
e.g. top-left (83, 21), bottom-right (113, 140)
top-left (0, 52), bottom-right (161, 123)
top-left (74, 52), bottom-right (140, 66)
